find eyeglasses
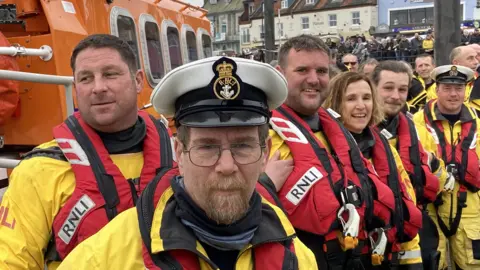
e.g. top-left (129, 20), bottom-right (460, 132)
top-left (343, 62), bottom-right (358, 66)
top-left (183, 143), bottom-right (266, 167)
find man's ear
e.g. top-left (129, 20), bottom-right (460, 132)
top-left (276, 64), bottom-right (284, 74)
top-left (174, 138), bottom-right (184, 175)
top-left (262, 135), bottom-right (272, 171)
top-left (134, 69), bottom-right (144, 94)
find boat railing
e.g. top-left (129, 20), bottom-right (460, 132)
top-left (0, 45), bottom-right (53, 61)
top-left (0, 69), bottom-right (74, 168)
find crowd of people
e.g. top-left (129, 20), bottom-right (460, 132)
top-left (0, 32), bottom-right (480, 270)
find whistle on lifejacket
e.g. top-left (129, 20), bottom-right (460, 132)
top-left (369, 228), bottom-right (388, 265)
top-left (337, 203), bottom-right (360, 250)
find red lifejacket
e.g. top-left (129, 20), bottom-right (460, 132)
top-left (370, 127), bottom-right (423, 243)
top-left (269, 105), bottom-right (395, 239)
top-left (423, 100), bottom-right (480, 237)
top-left (51, 111), bottom-right (174, 259)
top-left (137, 168), bottom-right (301, 270)
top-left (392, 113), bottom-right (440, 205)
top-left (423, 100), bottom-right (480, 193)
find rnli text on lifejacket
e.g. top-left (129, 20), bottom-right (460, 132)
top-left (58, 194), bottom-right (96, 244)
top-left (286, 167), bottom-right (323, 205)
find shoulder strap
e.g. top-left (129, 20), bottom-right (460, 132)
top-left (21, 146), bottom-right (67, 162)
top-left (146, 113), bottom-right (174, 171)
top-left (404, 115), bottom-right (426, 202)
top-left (64, 115), bottom-right (120, 220)
top-left (257, 172), bottom-right (287, 215)
top-left (424, 102), bottom-right (448, 161)
top-left (373, 129), bottom-right (407, 242)
top-left (276, 106), bottom-right (334, 175)
top-left (136, 167), bottom-right (183, 269)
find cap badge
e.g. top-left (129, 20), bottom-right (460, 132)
top-left (213, 59), bottom-right (240, 100)
top-left (449, 66), bottom-right (458, 76)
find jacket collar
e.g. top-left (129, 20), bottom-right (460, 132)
top-left (429, 100), bottom-right (476, 123)
top-left (149, 186), bottom-right (296, 256)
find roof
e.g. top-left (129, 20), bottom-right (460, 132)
top-left (203, 0), bottom-right (244, 15)
top-left (249, 0), bottom-right (296, 20)
top-left (249, 0), bottom-right (376, 20)
top-left (320, 0), bottom-right (376, 10)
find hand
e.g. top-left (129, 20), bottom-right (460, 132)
top-left (265, 151), bottom-right (294, 192)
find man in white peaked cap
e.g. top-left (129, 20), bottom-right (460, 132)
top-left (58, 56), bottom-right (317, 270)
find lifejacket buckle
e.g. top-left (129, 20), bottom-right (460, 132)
top-left (368, 228), bottom-right (387, 266)
top-left (444, 172), bottom-right (456, 192)
top-left (337, 203), bottom-right (360, 250)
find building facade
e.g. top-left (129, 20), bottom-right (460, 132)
top-left (239, 0), bottom-right (377, 51)
top-left (203, 0), bottom-right (243, 55)
top-left (377, 0), bottom-right (474, 34)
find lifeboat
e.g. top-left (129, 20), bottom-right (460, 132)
top-left (0, 0), bottom-right (212, 183)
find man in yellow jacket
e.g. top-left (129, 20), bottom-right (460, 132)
top-left (427, 46), bottom-right (479, 106)
top-left (412, 54), bottom-right (436, 106)
top-left (413, 65), bottom-right (480, 270)
top-left (0, 34), bottom-right (175, 269)
top-left (58, 56), bottom-right (317, 270)
top-left (372, 60), bottom-right (449, 269)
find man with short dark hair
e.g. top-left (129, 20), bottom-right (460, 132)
top-left (57, 56), bottom-right (317, 270)
top-left (413, 54), bottom-right (436, 106)
top-left (413, 65), bottom-right (480, 270)
top-left (0, 34), bottom-right (175, 269)
top-left (270, 34), bottom-right (396, 269)
top-left (373, 60), bottom-right (448, 270)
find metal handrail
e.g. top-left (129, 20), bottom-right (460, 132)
top-left (0, 69), bottom-right (74, 116)
top-left (0, 158), bottom-right (20, 169)
top-left (0, 45), bottom-right (53, 61)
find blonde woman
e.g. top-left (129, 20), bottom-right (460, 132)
top-left (323, 72), bottom-right (423, 269)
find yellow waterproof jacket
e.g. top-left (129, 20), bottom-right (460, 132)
top-left (380, 114), bottom-right (447, 199)
top-left (422, 39), bottom-right (434, 50)
top-left (57, 185), bottom-right (317, 270)
top-left (0, 140), bottom-right (145, 270)
top-left (413, 102), bottom-right (480, 220)
top-left (415, 76), bottom-right (437, 104)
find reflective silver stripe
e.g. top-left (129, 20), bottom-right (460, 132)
top-left (398, 249), bottom-right (422, 260)
top-left (434, 166), bottom-right (443, 178)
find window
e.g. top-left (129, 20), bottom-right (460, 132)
top-left (390, 10), bottom-right (408, 26)
top-left (167, 27), bottom-right (182, 69)
top-left (202, 35), bottom-right (212, 58)
top-left (186, 31), bottom-right (198, 62)
top-left (409, 8), bottom-right (425, 24)
top-left (249, 4), bottom-right (254, 15)
top-left (281, 0), bottom-right (287, 9)
top-left (306, 0), bottom-right (314, 4)
top-left (144, 21), bottom-right (164, 82)
top-left (242, 28), bottom-right (250, 43)
top-left (328, 14), bottom-right (337, 27)
top-left (426, 8), bottom-right (434, 24)
top-left (352, 11), bottom-right (360, 25)
top-left (259, 24), bottom-right (264, 35)
top-left (221, 17), bottom-right (227, 33)
top-left (277, 22), bottom-right (283, 37)
top-left (117, 15), bottom-right (140, 70)
top-left (301, 17), bottom-right (309, 29)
